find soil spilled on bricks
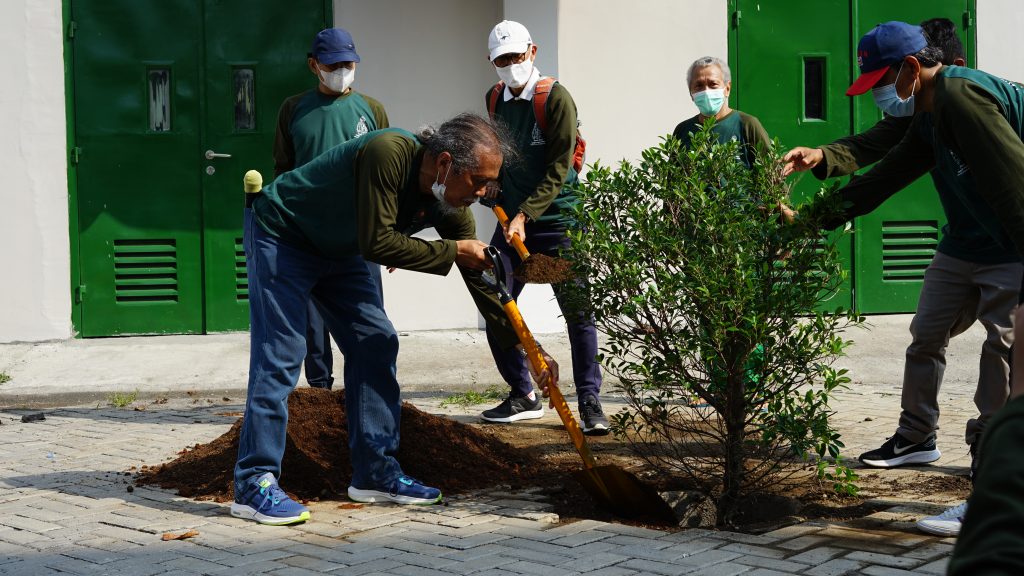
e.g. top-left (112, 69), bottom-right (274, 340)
top-left (137, 387), bottom-right (555, 502)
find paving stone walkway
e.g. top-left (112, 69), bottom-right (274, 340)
top-left (0, 383), bottom-right (970, 576)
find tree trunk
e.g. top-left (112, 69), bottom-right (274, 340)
top-left (718, 368), bottom-right (747, 525)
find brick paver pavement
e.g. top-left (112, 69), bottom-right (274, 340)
top-left (0, 375), bottom-right (970, 576)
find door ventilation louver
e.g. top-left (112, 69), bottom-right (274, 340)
top-left (235, 237), bottom-right (248, 301)
top-left (882, 221), bottom-right (937, 282)
top-left (113, 239), bottom-right (178, 302)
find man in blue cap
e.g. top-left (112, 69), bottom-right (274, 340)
top-left (783, 19), bottom-right (1021, 538)
top-left (792, 20), bottom-right (1024, 539)
top-left (270, 27), bottom-right (389, 391)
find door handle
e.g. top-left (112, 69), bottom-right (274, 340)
top-left (205, 150), bottom-right (232, 160)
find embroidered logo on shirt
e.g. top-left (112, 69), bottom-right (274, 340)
top-left (530, 122), bottom-right (545, 146)
top-left (947, 149), bottom-right (970, 176)
top-left (354, 116), bottom-right (369, 138)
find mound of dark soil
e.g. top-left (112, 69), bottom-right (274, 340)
top-left (514, 254), bottom-right (574, 284)
top-left (138, 388), bottom-right (549, 502)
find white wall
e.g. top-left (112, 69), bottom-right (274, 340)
top-left (977, 0), bottom-right (1024, 82)
top-left (0, 0), bottom-right (71, 342)
top-left (334, 0), bottom-right (506, 332)
top-left (559, 0), bottom-right (727, 167)
top-left (335, 0), bottom-right (569, 333)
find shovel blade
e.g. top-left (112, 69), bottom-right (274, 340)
top-left (573, 465), bottom-right (676, 523)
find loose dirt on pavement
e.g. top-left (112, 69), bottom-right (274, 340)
top-left (138, 388), bottom-right (562, 502)
top-left (138, 388), bottom-right (971, 532)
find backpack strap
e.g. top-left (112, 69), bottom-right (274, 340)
top-left (487, 82), bottom-right (504, 120)
top-left (532, 77), bottom-right (556, 133)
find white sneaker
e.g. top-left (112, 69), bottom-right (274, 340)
top-left (916, 501), bottom-right (967, 536)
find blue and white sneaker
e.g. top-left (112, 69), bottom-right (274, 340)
top-left (347, 475), bottom-right (442, 505)
top-left (230, 472), bottom-right (310, 525)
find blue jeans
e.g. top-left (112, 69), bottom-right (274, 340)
top-left (485, 221), bottom-right (602, 399)
top-left (235, 209), bottom-right (403, 493)
top-left (305, 258), bottom-right (384, 389)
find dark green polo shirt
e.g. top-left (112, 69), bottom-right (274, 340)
top-left (487, 80), bottom-right (579, 228)
top-left (254, 128), bottom-right (519, 348)
top-left (273, 89), bottom-right (388, 176)
top-left (672, 110), bottom-right (772, 169)
top-left (809, 66), bottom-right (1024, 261)
top-left (812, 114), bottom-right (1017, 264)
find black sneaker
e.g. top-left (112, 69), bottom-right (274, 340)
top-left (859, 432), bottom-right (941, 468)
top-left (579, 394), bottom-right (610, 436)
top-left (481, 393), bottom-right (544, 423)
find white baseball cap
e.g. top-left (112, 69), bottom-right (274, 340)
top-left (488, 20), bottom-right (532, 62)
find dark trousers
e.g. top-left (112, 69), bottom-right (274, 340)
top-left (304, 264), bottom-right (383, 389)
top-left (235, 210), bottom-right (403, 492)
top-left (484, 221), bottom-right (602, 399)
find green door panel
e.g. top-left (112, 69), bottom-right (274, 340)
top-left (201, 0), bottom-right (327, 332)
top-left (71, 0), bottom-right (329, 336)
top-left (72, 0), bottom-right (204, 336)
top-left (852, 1), bottom-right (975, 313)
top-left (730, 0), bottom-right (855, 311)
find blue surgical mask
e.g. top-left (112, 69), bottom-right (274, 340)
top-left (872, 63), bottom-right (916, 117)
top-left (693, 88), bottom-right (726, 117)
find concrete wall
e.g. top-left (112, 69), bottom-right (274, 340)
top-left (334, 0), bottom-right (507, 332)
top-left (0, 0), bottom-right (71, 342)
top-left (977, 0), bottom-right (1024, 82)
top-left (559, 0), bottom-right (727, 167)
top-left (335, 0), bottom-right (569, 333)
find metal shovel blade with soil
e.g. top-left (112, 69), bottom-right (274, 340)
top-left (480, 245), bottom-right (675, 523)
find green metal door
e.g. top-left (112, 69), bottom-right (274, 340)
top-left (201, 0), bottom-right (327, 331)
top-left (729, 0), bottom-right (855, 311)
top-left (70, 0), bottom-right (328, 336)
top-left (852, 1), bottom-right (975, 312)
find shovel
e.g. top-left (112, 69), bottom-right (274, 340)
top-left (481, 246), bottom-right (675, 523)
top-left (479, 198), bottom-right (574, 284)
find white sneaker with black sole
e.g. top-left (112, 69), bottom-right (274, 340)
top-left (481, 393), bottom-right (544, 423)
top-left (917, 501), bottom-right (967, 536)
top-left (859, 432), bottom-right (941, 468)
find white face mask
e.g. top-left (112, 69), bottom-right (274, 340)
top-left (431, 163), bottom-right (452, 204)
top-left (495, 58), bottom-right (534, 89)
top-left (318, 66), bottom-right (354, 93)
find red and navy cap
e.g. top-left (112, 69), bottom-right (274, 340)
top-left (847, 21), bottom-right (927, 96)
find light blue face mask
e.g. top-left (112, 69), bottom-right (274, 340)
top-left (693, 88), bottom-right (726, 117)
top-left (872, 62), bottom-right (917, 117)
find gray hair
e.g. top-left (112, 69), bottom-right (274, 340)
top-left (686, 56), bottom-right (731, 87)
top-left (416, 113), bottom-right (518, 173)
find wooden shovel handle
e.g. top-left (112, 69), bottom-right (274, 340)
top-left (492, 205), bottom-right (531, 262)
top-left (501, 300), bottom-right (597, 470)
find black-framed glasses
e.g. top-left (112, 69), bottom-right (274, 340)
top-left (493, 50), bottom-right (529, 68)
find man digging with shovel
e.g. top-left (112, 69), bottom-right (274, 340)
top-left (480, 20), bottom-right (608, 434)
top-left (232, 113), bottom-right (558, 526)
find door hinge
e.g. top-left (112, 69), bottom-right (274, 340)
top-left (963, 10), bottom-right (973, 29)
top-left (67, 20), bottom-right (77, 40)
top-left (732, 10), bottom-right (742, 28)
top-left (75, 285), bottom-right (86, 304)
top-left (70, 147), bottom-right (82, 165)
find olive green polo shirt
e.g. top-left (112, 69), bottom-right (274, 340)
top-left (806, 66), bottom-right (1024, 261)
top-left (811, 114), bottom-right (1017, 264)
top-left (253, 128), bottom-right (519, 348)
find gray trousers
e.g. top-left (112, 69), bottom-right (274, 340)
top-left (897, 252), bottom-right (1022, 446)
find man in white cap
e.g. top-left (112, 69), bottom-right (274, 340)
top-left (480, 20), bottom-right (608, 435)
top-left (271, 27), bottom-right (389, 391)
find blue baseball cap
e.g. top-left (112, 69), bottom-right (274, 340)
top-left (311, 28), bottom-right (360, 65)
top-left (847, 21), bottom-right (927, 95)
